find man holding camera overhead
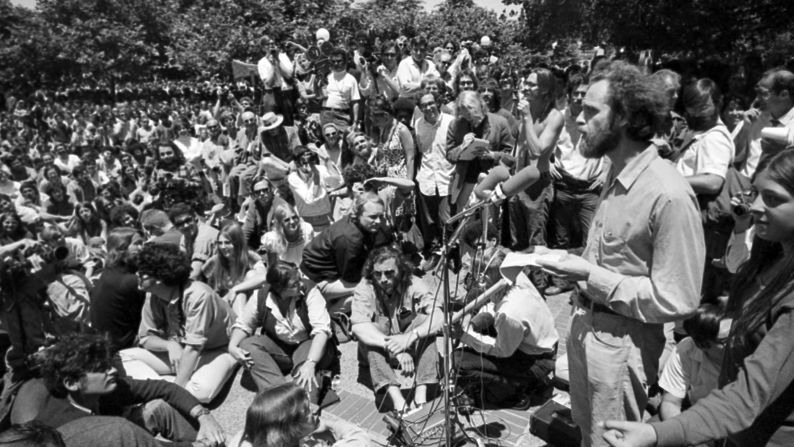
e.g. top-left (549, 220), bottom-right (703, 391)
top-left (257, 35), bottom-right (295, 125)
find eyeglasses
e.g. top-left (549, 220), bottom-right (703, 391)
top-left (174, 216), bottom-right (195, 227)
top-left (255, 188), bottom-right (271, 196)
top-left (207, 125), bottom-right (219, 130)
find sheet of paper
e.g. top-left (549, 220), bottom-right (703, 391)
top-left (499, 249), bottom-right (567, 283)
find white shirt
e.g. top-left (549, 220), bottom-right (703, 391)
top-left (676, 123), bottom-right (734, 179)
top-left (288, 165), bottom-right (332, 219)
top-left (554, 108), bottom-right (604, 181)
top-left (395, 57), bottom-right (439, 98)
top-left (257, 53), bottom-right (294, 90)
top-left (323, 72), bottom-right (360, 110)
top-left (460, 272), bottom-right (559, 357)
top-left (415, 113), bottom-right (455, 197)
top-left (658, 337), bottom-right (722, 404)
top-left (233, 286), bottom-right (332, 344)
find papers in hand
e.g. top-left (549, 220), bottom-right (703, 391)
top-left (499, 249), bottom-right (567, 284)
top-left (457, 138), bottom-right (491, 161)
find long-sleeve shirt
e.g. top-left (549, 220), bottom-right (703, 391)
top-left (579, 145), bottom-right (705, 323)
top-left (460, 272), bottom-right (559, 357)
top-left (395, 57), bottom-right (439, 98)
top-left (233, 286), bottom-right (331, 343)
top-left (415, 113), bottom-right (455, 197)
top-left (288, 166), bottom-right (332, 219)
top-left (36, 377), bottom-right (199, 429)
top-left (652, 291), bottom-right (794, 446)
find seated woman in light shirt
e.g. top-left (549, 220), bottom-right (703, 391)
top-left (287, 146), bottom-right (332, 232)
top-left (226, 261), bottom-right (338, 402)
top-left (260, 202), bottom-right (316, 267)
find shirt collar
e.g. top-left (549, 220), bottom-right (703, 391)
top-left (613, 144), bottom-right (658, 190)
top-left (777, 105), bottom-right (794, 126)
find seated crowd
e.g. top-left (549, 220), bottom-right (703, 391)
top-left (1, 26), bottom-right (794, 447)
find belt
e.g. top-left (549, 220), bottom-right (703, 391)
top-left (576, 287), bottom-right (618, 316)
top-left (322, 106), bottom-right (351, 113)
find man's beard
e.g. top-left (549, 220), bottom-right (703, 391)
top-left (158, 158), bottom-right (179, 171)
top-left (580, 124), bottom-right (620, 159)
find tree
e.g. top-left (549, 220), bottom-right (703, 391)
top-left (35, 0), bottom-right (176, 83)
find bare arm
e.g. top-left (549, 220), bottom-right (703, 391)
top-left (686, 174), bottom-right (724, 195)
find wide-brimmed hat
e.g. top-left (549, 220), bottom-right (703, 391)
top-left (260, 112), bottom-right (284, 131)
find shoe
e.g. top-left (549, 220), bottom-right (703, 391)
top-left (544, 285), bottom-right (573, 295)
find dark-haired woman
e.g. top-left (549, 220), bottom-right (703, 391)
top-left (369, 97), bottom-right (416, 233)
top-left (227, 261), bottom-right (338, 402)
top-left (67, 201), bottom-right (107, 245)
top-left (603, 148), bottom-right (794, 446)
top-left (229, 382), bottom-right (369, 447)
top-left (0, 212), bottom-right (32, 245)
top-left (287, 147), bottom-right (332, 232)
top-left (90, 227), bottom-right (146, 350)
top-left (120, 243), bottom-right (237, 403)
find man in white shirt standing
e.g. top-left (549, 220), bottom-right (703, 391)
top-left (257, 35), bottom-right (296, 125)
top-left (414, 93), bottom-right (454, 269)
top-left (395, 36), bottom-right (439, 99)
top-left (321, 48), bottom-right (360, 130)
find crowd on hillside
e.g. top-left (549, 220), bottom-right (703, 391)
top-left (1, 26), bottom-right (794, 447)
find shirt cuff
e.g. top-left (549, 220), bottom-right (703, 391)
top-left (649, 419), bottom-right (687, 446)
top-left (232, 322), bottom-right (254, 336)
top-left (182, 334), bottom-right (207, 350)
top-left (585, 265), bottom-right (622, 304)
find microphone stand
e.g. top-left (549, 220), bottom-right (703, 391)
top-left (437, 199), bottom-right (491, 447)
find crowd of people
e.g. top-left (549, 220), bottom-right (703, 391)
top-left (1, 25), bottom-right (794, 447)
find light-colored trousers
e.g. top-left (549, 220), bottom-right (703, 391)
top-left (567, 304), bottom-right (665, 447)
top-left (120, 347), bottom-right (237, 404)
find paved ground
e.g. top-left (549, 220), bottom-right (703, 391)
top-left (213, 263), bottom-right (574, 445)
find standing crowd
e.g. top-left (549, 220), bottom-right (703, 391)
top-left (1, 26), bottom-right (794, 447)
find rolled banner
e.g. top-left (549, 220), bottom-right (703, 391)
top-left (760, 127), bottom-right (794, 146)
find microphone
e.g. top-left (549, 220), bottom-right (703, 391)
top-left (491, 165), bottom-right (541, 201)
top-left (474, 165), bottom-right (510, 200)
top-left (450, 278), bottom-right (509, 324)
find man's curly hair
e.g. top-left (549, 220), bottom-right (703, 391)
top-left (362, 245), bottom-right (414, 300)
top-left (136, 243), bottom-right (190, 287)
top-left (342, 163), bottom-right (378, 190)
top-left (590, 60), bottom-right (670, 141)
top-left (40, 332), bottom-right (113, 398)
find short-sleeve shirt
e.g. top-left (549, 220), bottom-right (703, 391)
top-left (676, 124), bottom-right (734, 179)
top-left (181, 222), bottom-right (218, 265)
top-left (323, 72), bottom-right (361, 110)
top-left (137, 280), bottom-right (233, 350)
top-left (350, 276), bottom-right (441, 335)
top-left (658, 336), bottom-right (721, 404)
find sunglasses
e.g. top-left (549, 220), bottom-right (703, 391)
top-left (174, 216), bottom-right (195, 227)
top-left (324, 132), bottom-right (338, 138)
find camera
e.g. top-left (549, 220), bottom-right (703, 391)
top-left (733, 190), bottom-right (756, 216)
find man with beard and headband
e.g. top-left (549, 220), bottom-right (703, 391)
top-left (351, 246), bottom-right (443, 412)
top-left (535, 61), bottom-right (705, 447)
